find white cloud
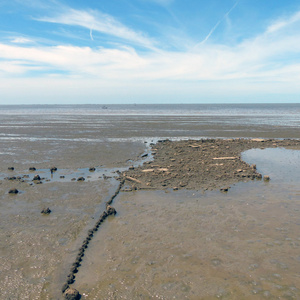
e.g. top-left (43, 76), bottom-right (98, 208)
top-left (266, 10), bottom-right (300, 33)
top-left (11, 37), bottom-right (33, 44)
top-left (1, 7), bottom-right (300, 103)
top-left (36, 8), bottom-right (156, 50)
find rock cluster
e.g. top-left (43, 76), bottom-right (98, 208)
top-left (61, 180), bottom-right (123, 298)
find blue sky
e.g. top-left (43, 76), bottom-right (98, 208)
top-left (0, 0), bottom-right (300, 104)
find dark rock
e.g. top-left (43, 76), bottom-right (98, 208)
top-left (60, 176), bottom-right (65, 178)
top-left (29, 167), bottom-right (36, 171)
top-left (7, 176), bottom-right (17, 181)
top-left (33, 175), bottom-right (41, 181)
top-left (89, 167), bottom-right (96, 172)
top-left (67, 277), bottom-right (74, 284)
top-left (8, 167), bottom-right (14, 171)
top-left (101, 211), bottom-right (108, 219)
top-left (50, 167), bottom-right (57, 173)
top-left (77, 177), bottom-right (85, 181)
top-left (70, 266), bottom-right (78, 273)
top-left (8, 188), bottom-right (19, 194)
top-left (106, 205), bottom-right (117, 216)
top-left (141, 153), bottom-right (148, 158)
top-left (41, 208), bottom-right (51, 215)
top-left (72, 262), bottom-right (80, 268)
top-left (220, 187), bottom-right (230, 192)
top-left (64, 287), bottom-right (80, 300)
top-left (62, 283), bottom-right (70, 294)
top-left (75, 255), bottom-right (82, 262)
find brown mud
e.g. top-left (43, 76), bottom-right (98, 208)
top-left (122, 138), bottom-right (300, 191)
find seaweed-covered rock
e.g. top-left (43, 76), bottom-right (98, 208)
top-left (33, 175), bottom-right (41, 181)
top-left (41, 208), bottom-right (51, 215)
top-left (50, 167), bottom-right (57, 173)
top-left (8, 188), bottom-right (19, 194)
top-left (62, 283), bottom-right (69, 294)
top-left (64, 288), bottom-right (80, 300)
top-left (106, 205), bottom-right (117, 216)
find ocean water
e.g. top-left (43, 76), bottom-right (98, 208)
top-left (0, 104), bottom-right (299, 145)
top-left (0, 103), bottom-right (300, 299)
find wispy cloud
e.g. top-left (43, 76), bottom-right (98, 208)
top-left (266, 10), bottom-right (300, 33)
top-left (11, 37), bottom-right (33, 44)
top-left (1, 6), bottom-right (300, 89)
top-left (36, 8), bottom-right (156, 49)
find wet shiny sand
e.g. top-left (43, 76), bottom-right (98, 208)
top-left (73, 183), bottom-right (300, 299)
top-left (71, 148), bottom-right (300, 299)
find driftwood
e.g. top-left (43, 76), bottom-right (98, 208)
top-left (125, 176), bottom-right (142, 183)
top-left (212, 157), bottom-right (238, 160)
top-left (142, 168), bottom-right (169, 173)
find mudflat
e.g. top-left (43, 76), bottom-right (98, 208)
top-left (123, 138), bottom-right (300, 191)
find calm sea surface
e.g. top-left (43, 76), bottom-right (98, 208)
top-left (0, 104), bottom-right (299, 143)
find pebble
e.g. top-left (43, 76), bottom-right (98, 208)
top-left (8, 188), bottom-right (19, 194)
top-left (41, 208), bottom-right (51, 215)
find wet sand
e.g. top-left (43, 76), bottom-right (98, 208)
top-left (72, 142), bottom-right (300, 299)
top-left (1, 127), bottom-right (300, 299)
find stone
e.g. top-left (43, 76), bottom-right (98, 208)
top-left (89, 167), bottom-right (96, 172)
top-left (33, 175), bottom-right (41, 181)
top-left (29, 167), bottom-right (36, 171)
top-left (106, 205), bottom-right (117, 215)
top-left (8, 167), bottom-right (14, 171)
top-left (41, 208), bottom-right (51, 215)
top-left (77, 177), bottom-right (85, 181)
top-left (220, 187), bottom-right (230, 192)
top-left (62, 283), bottom-right (69, 294)
top-left (9, 188), bottom-right (19, 194)
top-left (264, 175), bottom-right (270, 181)
top-left (50, 167), bottom-right (57, 173)
top-left (64, 287), bottom-right (80, 300)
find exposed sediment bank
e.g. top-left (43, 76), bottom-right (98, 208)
top-left (122, 138), bottom-right (300, 191)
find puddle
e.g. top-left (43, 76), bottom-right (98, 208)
top-left (242, 147), bottom-right (300, 184)
top-left (0, 147), bottom-right (153, 184)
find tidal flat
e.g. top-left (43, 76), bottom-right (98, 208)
top-left (0, 104), bottom-right (300, 299)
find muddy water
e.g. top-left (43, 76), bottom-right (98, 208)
top-left (72, 148), bottom-right (300, 299)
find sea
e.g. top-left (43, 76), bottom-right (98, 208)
top-left (0, 103), bottom-right (299, 299)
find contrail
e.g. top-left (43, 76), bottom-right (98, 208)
top-left (196, 0), bottom-right (240, 46)
top-left (90, 26), bottom-right (94, 41)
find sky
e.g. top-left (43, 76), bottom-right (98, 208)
top-left (0, 0), bottom-right (300, 104)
